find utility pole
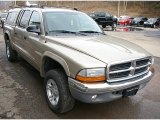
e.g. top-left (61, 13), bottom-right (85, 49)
top-left (72, 1), bottom-right (74, 8)
top-left (124, 1), bottom-right (127, 14)
top-left (117, 0), bottom-right (120, 17)
top-left (14, 0), bottom-right (16, 6)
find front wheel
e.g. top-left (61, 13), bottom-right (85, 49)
top-left (112, 23), bottom-right (117, 31)
top-left (44, 69), bottom-right (75, 113)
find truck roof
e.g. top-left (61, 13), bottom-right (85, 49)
top-left (9, 7), bottom-right (80, 13)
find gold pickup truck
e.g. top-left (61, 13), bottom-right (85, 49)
top-left (3, 7), bottom-right (154, 113)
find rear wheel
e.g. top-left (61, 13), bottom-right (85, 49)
top-left (5, 40), bottom-right (17, 62)
top-left (44, 69), bottom-right (75, 113)
top-left (102, 25), bottom-right (106, 28)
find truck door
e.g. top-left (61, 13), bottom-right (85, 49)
top-left (24, 11), bottom-right (43, 70)
top-left (14, 10), bottom-right (33, 62)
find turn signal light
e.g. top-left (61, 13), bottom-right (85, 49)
top-left (75, 68), bottom-right (106, 83)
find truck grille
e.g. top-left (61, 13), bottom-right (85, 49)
top-left (107, 58), bottom-right (151, 82)
top-left (110, 62), bottom-right (131, 71)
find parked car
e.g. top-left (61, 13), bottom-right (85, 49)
top-left (144, 18), bottom-right (160, 28)
top-left (4, 7), bottom-right (154, 113)
top-left (0, 12), bottom-right (8, 28)
top-left (89, 12), bottom-right (117, 28)
top-left (131, 17), bottom-right (148, 26)
top-left (155, 18), bottom-right (160, 28)
top-left (118, 15), bottom-right (132, 26)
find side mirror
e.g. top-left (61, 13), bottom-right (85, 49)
top-left (26, 25), bottom-right (41, 34)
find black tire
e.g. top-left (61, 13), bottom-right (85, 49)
top-left (112, 23), bottom-right (117, 31)
top-left (102, 25), bottom-right (106, 28)
top-left (5, 40), bottom-right (17, 62)
top-left (44, 69), bottom-right (75, 113)
top-left (112, 23), bottom-right (117, 28)
top-left (153, 24), bottom-right (156, 28)
top-left (0, 21), bottom-right (3, 28)
top-left (1, 21), bottom-right (4, 28)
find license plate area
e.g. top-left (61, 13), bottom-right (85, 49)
top-left (122, 86), bottom-right (139, 97)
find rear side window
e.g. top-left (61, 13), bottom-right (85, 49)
top-left (19, 10), bottom-right (32, 28)
top-left (6, 11), bottom-right (19, 25)
top-left (142, 18), bottom-right (147, 21)
top-left (16, 10), bottom-right (24, 26)
top-left (6, 13), bottom-right (12, 24)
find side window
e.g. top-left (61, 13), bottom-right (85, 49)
top-left (19, 10), bottom-right (32, 28)
top-left (10, 11), bottom-right (19, 25)
top-left (6, 12), bottom-right (12, 24)
top-left (29, 11), bottom-right (41, 29)
top-left (143, 18), bottom-right (147, 21)
top-left (6, 11), bottom-right (19, 25)
top-left (16, 10), bottom-right (24, 26)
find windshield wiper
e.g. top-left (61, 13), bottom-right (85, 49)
top-left (79, 30), bottom-right (105, 34)
top-left (49, 30), bottom-right (77, 33)
top-left (49, 30), bottom-right (87, 36)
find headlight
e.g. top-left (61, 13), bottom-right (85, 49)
top-left (75, 68), bottom-right (106, 83)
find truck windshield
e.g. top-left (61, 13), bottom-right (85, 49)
top-left (148, 18), bottom-right (157, 23)
top-left (44, 11), bottom-right (103, 35)
top-left (134, 17), bottom-right (141, 21)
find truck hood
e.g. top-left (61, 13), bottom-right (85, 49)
top-left (46, 35), bottom-right (150, 63)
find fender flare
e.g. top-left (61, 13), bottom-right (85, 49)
top-left (40, 51), bottom-right (70, 77)
top-left (4, 30), bottom-right (11, 41)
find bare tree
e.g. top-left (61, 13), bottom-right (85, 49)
top-left (124, 1), bottom-right (127, 14)
top-left (117, 0), bottom-right (120, 16)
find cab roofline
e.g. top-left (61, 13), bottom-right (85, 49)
top-left (9, 6), bottom-right (79, 13)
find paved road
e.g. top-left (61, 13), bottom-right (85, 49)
top-left (0, 28), bottom-right (160, 118)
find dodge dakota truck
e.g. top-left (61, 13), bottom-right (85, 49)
top-left (3, 7), bottom-right (154, 113)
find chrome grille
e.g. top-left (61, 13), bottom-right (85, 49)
top-left (108, 57), bottom-right (151, 82)
top-left (109, 71), bottom-right (130, 79)
top-left (136, 59), bottom-right (150, 67)
top-left (110, 62), bottom-right (131, 71)
top-left (135, 67), bottom-right (148, 75)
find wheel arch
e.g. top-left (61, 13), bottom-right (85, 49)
top-left (40, 51), bottom-right (70, 77)
top-left (4, 31), bottom-right (10, 42)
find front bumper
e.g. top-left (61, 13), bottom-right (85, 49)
top-left (68, 71), bottom-right (153, 103)
top-left (118, 21), bottom-right (125, 25)
top-left (96, 21), bottom-right (113, 26)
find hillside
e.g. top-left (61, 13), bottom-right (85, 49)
top-left (0, 1), bottom-right (160, 17)
top-left (47, 1), bottom-right (160, 17)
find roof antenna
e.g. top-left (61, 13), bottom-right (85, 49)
top-left (26, 1), bottom-right (37, 7)
top-left (26, 1), bottom-right (31, 6)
